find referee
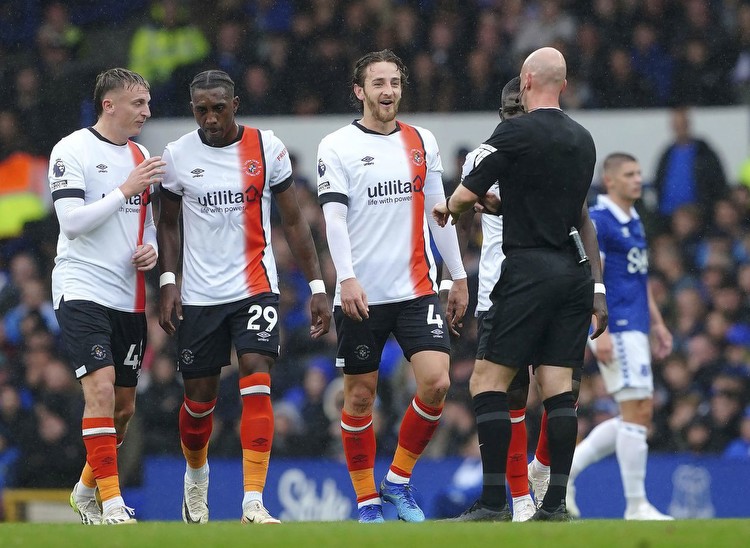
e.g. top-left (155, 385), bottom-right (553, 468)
top-left (433, 47), bottom-right (608, 521)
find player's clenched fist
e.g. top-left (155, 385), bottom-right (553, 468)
top-left (120, 156), bottom-right (166, 199)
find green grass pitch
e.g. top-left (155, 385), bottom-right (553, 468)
top-left (1, 520), bottom-right (749, 548)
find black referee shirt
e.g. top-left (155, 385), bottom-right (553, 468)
top-left (463, 108), bottom-right (596, 254)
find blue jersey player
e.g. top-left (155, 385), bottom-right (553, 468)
top-left (566, 153), bottom-right (673, 520)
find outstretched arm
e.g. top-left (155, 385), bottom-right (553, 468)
top-left (275, 183), bottom-right (331, 339)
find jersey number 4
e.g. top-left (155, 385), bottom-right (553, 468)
top-left (427, 304), bottom-right (444, 329)
top-left (124, 344), bottom-right (141, 370)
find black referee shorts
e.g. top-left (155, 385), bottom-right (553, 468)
top-left (477, 248), bottom-right (593, 370)
top-left (477, 310), bottom-right (530, 390)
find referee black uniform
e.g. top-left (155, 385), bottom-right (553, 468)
top-left (462, 107), bottom-right (597, 520)
top-left (464, 108), bottom-right (595, 369)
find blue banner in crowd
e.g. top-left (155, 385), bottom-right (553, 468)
top-left (131, 454), bottom-right (750, 521)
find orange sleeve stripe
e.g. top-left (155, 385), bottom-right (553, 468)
top-left (399, 123), bottom-right (433, 297)
top-left (239, 127), bottom-right (272, 296)
top-left (127, 140), bottom-right (148, 312)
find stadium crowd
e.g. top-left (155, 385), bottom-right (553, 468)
top-left (2, 0), bottom-right (750, 499)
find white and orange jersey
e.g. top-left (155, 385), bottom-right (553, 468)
top-left (317, 121), bottom-right (443, 305)
top-left (161, 126), bottom-right (292, 305)
top-left (49, 128), bottom-right (153, 313)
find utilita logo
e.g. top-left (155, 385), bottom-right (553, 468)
top-left (197, 185), bottom-right (260, 207)
top-left (102, 192), bottom-right (146, 205)
top-left (366, 175), bottom-right (424, 206)
top-left (366, 175), bottom-right (424, 198)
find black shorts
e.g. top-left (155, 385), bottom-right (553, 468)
top-left (334, 294), bottom-right (450, 375)
top-left (177, 293), bottom-right (280, 379)
top-left (477, 311), bottom-right (530, 390)
top-left (55, 298), bottom-right (146, 387)
top-left (477, 248), bottom-right (593, 370)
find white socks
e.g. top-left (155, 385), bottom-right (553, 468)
top-left (76, 480), bottom-right (96, 498)
top-left (185, 462), bottom-right (209, 483)
top-left (243, 491), bottom-right (263, 508)
top-left (616, 421), bottom-right (648, 505)
top-left (569, 417), bottom-right (618, 481)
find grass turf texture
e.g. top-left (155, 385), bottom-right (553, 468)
top-left (1, 520), bottom-right (749, 548)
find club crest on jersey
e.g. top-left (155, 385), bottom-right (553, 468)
top-left (410, 149), bottom-right (424, 166)
top-left (318, 158), bottom-right (326, 177)
top-left (244, 159), bottom-right (262, 176)
top-left (181, 349), bottom-right (194, 365)
top-left (90, 345), bottom-right (107, 360)
top-left (53, 158), bottom-right (65, 177)
top-left (355, 345), bottom-right (371, 360)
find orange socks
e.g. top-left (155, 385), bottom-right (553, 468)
top-left (389, 397), bottom-right (442, 480)
top-left (239, 373), bottom-right (273, 493)
top-left (507, 408), bottom-right (530, 497)
top-left (179, 397), bottom-right (216, 469)
top-left (81, 417), bottom-right (119, 502)
top-left (341, 411), bottom-right (378, 505)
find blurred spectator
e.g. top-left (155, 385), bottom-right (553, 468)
top-left (36, 2), bottom-right (83, 58)
top-left (239, 64), bottom-right (283, 115)
top-left (13, 401), bottom-right (84, 487)
top-left (3, 278), bottom-right (59, 346)
top-left (512, 0), bottom-right (576, 58)
top-left (670, 37), bottom-right (733, 106)
top-left (0, 0), bottom-right (40, 52)
top-left (630, 21), bottom-right (673, 105)
top-left (0, 252), bottom-right (42, 316)
top-left (723, 405), bottom-right (750, 458)
top-left (188, 15), bottom-right (251, 88)
top-left (593, 47), bottom-right (655, 108)
top-left (462, 49), bottom-right (500, 111)
top-left (128, 0), bottom-right (210, 115)
top-left (652, 108), bottom-right (728, 224)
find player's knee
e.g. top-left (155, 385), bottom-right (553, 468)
top-left (346, 384), bottom-right (377, 415)
top-left (84, 377), bottom-right (116, 412)
top-left (418, 372), bottom-right (450, 404)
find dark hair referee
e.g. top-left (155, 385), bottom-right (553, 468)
top-left (433, 47), bottom-right (608, 521)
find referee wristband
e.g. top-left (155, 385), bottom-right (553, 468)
top-left (594, 283), bottom-right (606, 295)
top-left (445, 196), bottom-right (456, 216)
top-left (439, 280), bottom-right (453, 292)
top-left (159, 272), bottom-right (176, 287)
top-left (309, 279), bottom-right (326, 294)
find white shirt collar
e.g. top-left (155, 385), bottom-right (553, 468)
top-left (596, 194), bottom-right (639, 224)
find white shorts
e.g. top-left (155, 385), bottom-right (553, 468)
top-left (588, 331), bottom-right (653, 402)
